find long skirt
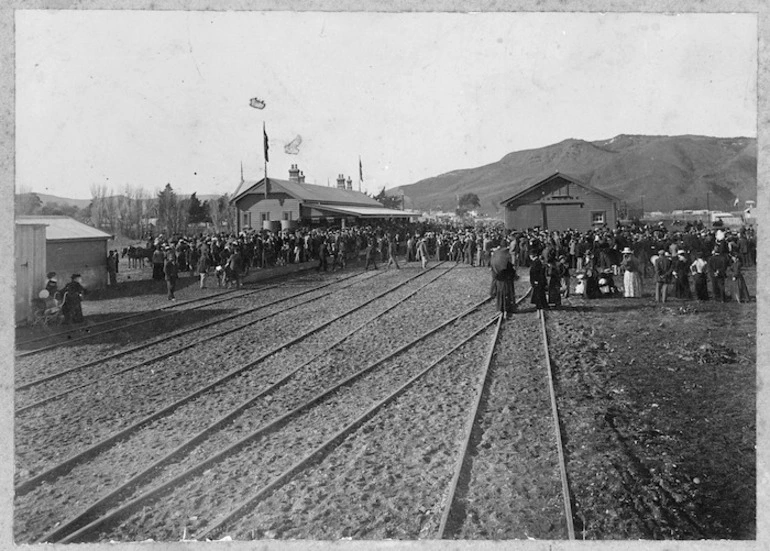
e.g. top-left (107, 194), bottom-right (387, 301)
top-left (693, 273), bottom-right (709, 300)
top-left (675, 275), bottom-right (692, 299)
top-left (530, 284), bottom-right (548, 309)
top-left (623, 270), bottom-right (643, 297)
top-left (548, 280), bottom-right (561, 306)
top-left (152, 262), bottom-right (164, 280)
top-left (732, 275), bottom-right (750, 302)
top-left (492, 279), bottom-right (517, 314)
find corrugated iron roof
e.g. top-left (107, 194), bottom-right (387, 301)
top-left (16, 216), bottom-right (113, 241)
top-left (311, 204), bottom-right (419, 218)
top-left (233, 178), bottom-right (383, 207)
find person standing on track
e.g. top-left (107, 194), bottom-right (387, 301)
top-left (197, 251), bottom-right (211, 289)
top-left (417, 236), bottom-right (429, 270)
top-left (364, 237), bottom-right (378, 271)
top-left (164, 249), bottom-right (179, 301)
top-left (386, 235), bottom-right (400, 270)
top-left (490, 242), bottom-right (517, 319)
top-left (529, 250), bottom-right (548, 310)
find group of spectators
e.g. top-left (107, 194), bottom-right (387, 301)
top-left (117, 220), bottom-right (754, 306)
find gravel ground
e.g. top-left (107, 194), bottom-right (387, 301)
top-left (15, 264), bottom-right (490, 542)
top-left (80, 279), bottom-right (494, 541)
top-left (456, 311), bottom-right (566, 540)
top-left (226, 324), bottom-right (498, 540)
top-left (15, 271), bottom-right (388, 479)
top-left (13, 262), bottom-right (755, 543)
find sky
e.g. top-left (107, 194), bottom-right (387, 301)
top-left (15, 10), bottom-right (757, 200)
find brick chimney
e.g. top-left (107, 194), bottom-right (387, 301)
top-left (288, 164), bottom-right (300, 183)
top-left (346, 177), bottom-right (353, 191)
top-left (337, 174), bottom-right (346, 189)
top-left (298, 170), bottom-right (305, 184)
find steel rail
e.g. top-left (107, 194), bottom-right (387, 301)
top-left (16, 286), bottom-right (244, 348)
top-left (437, 288), bottom-right (531, 538)
top-left (15, 283), bottom-right (287, 358)
top-left (35, 265), bottom-right (454, 544)
top-left (197, 316), bottom-right (500, 542)
top-left (16, 264), bottom-right (448, 496)
top-left (539, 308), bottom-right (576, 540)
top-left (16, 264), bottom-right (320, 348)
top-left (52, 293), bottom-right (490, 543)
top-left (15, 271), bottom-right (367, 394)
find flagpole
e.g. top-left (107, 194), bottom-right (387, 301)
top-left (263, 121), bottom-right (269, 199)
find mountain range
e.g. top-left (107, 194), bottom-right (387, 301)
top-left (394, 134), bottom-right (757, 214)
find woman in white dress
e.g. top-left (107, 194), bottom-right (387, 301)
top-left (620, 247), bottom-right (643, 298)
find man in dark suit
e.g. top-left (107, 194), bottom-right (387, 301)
top-left (164, 250), bottom-right (179, 301)
top-left (707, 248), bottom-right (729, 303)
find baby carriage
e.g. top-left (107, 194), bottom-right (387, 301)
top-left (597, 269), bottom-right (621, 297)
top-left (31, 289), bottom-right (63, 326)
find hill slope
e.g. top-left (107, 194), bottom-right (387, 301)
top-left (394, 135), bottom-right (756, 214)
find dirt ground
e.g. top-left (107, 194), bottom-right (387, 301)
top-left (13, 260), bottom-right (756, 541)
top-left (546, 271), bottom-right (756, 539)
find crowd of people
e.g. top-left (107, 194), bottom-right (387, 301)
top-left (38, 220), bottom-right (753, 324)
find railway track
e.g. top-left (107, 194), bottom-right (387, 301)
top-left (438, 307), bottom-right (574, 539)
top-left (15, 270), bottom-right (374, 410)
top-left (18, 263), bottom-right (475, 542)
top-left (15, 264), bottom-right (319, 354)
top-left (32, 295), bottom-right (492, 543)
top-left (16, 267), bottom-right (578, 543)
top-left (15, 266), bottom-right (451, 486)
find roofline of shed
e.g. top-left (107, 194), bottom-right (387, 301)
top-left (499, 171), bottom-right (621, 206)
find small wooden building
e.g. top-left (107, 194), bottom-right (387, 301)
top-left (232, 165), bottom-right (416, 232)
top-left (16, 215), bottom-right (113, 292)
top-left (15, 220), bottom-right (48, 325)
top-left (500, 172), bottom-right (621, 232)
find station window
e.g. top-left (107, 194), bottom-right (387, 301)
top-left (591, 211), bottom-right (606, 225)
top-left (283, 212), bottom-right (292, 221)
top-left (261, 212), bottom-right (270, 222)
top-left (242, 212), bottom-right (251, 227)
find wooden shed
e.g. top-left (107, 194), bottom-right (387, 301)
top-left (16, 216), bottom-right (113, 292)
top-left (15, 220), bottom-right (48, 325)
top-left (500, 172), bottom-right (621, 232)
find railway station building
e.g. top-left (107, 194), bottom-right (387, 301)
top-left (231, 165), bottom-right (417, 233)
top-left (500, 172), bottom-right (621, 232)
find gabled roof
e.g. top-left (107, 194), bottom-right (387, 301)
top-left (499, 171), bottom-right (621, 206)
top-left (232, 178), bottom-right (383, 207)
top-left (16, 216), bottom-right (114, 241)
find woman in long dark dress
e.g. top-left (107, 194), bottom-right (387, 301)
top-left (61, 273), bottom-right (86, 324)
top-left (490, 245), bottom-right (517, 318)
top-left (529, 252), bottom-right (548, 310)
top-left (728, 252), bottom-right (750, 302)
top-left (547, 259), bottom-right (562, 307)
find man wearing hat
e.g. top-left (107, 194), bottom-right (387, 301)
top-left (707, 247), bottom-right (729, 303)
top-left (654, 249), bottom-right (673, 303)
top-left (620, 247), bottom-right (642, 298)
top-left (529, 249), bottom-right (548, 310)
top-left (61, 273), bottom-right (86, 324)
top-left (671, 249), bottom-right (692, 299)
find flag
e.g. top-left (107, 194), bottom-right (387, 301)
top-left (733, 197), bottom-right (740, 207)
top-left (359, 157), bottom-right (364, 182)
top-left (249, 97), bottom-right (266, 109)
top-left (263, 122), bottom-right (269, 163)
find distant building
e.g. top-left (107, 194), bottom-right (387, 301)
top-left (231, 165), bottom-right (417, 231)
top-left (500, 172), bottom-right (621, 231)
top-left (16, 215), bottom-right (114, 292)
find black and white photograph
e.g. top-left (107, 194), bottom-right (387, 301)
top-left (4, 3), bottom-right (766, 548)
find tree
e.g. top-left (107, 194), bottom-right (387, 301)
top-left (188, 192), bottom-right (210, 225)
top-left (15, 192), bottom-right (42, 215)
top-left (456, 192), bottom-right (481, 217)
top-left (208, 193), bottom-right (236, 233)
top-left (157, 183), bottom-right (179, 235)
top-left (373, 187), bottom-right (402, 210)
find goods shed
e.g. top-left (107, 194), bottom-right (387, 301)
top-left (500, 172), bottom-right (620, 232)
top-left (16, 215), bottom-right (113, 291)
top-left (232, 165), bottom-right (417, 232)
